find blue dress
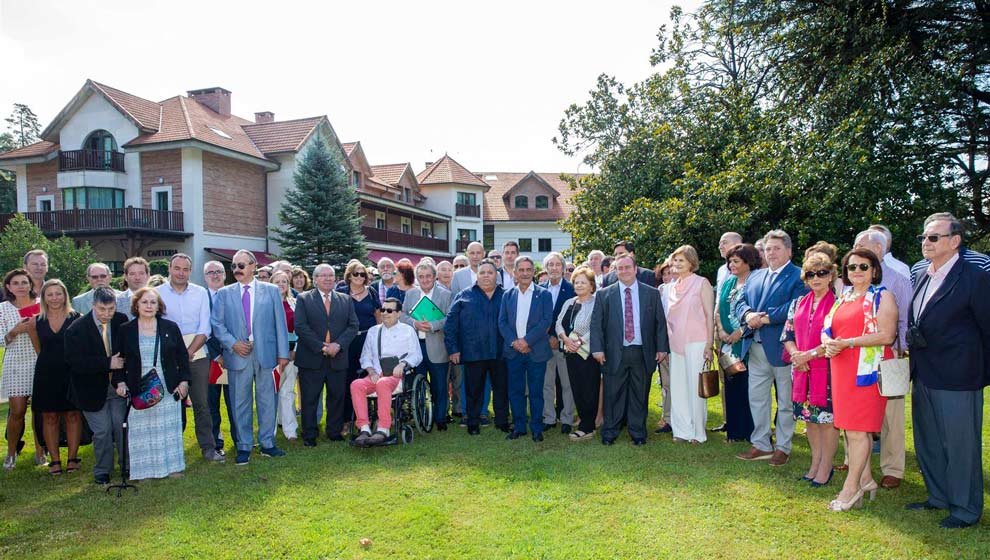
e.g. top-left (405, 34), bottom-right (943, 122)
top-left (127, 333), bottom-right (185, 480)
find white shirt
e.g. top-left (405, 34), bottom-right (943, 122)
top-left (500, 269), bottom-right (516, 288)
top-left (469, 268), bottom-right (477, 285)
top-left (914, 252), bottom-right (959, 319)
top-left (359, 322), bottom-right (423, 374)
top-left (619, 280), bottom-right (642, 346)
top-left (514, 283), bottom-right (534, 339)
top-left (884, 253), bottom-right (912, 280)
top-left (716, 263), bottom-right (730, 293)
top-left (595, 274), bottom-right (604, 288)
top-left (158, 281), bottom-right (211, 337)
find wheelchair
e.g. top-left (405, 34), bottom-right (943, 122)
top-left (349, 365), bottom-right (434, 446)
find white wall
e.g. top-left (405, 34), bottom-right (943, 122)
top-left (492, 222), bottom-right (573, 264)
top-left (265, 153), bottom-right (297, 255)
top-left (418, 183), bottom-right (485, 253)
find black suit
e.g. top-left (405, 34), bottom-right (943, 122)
top-left (114, 317), bottom-right (191, 396)
top-left (601, 266), bottom-right (657, 289)
top-left (909, 257), bottom-right (990, 524)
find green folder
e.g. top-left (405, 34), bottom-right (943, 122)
top-left (410, 295), bottom-right (445, 322)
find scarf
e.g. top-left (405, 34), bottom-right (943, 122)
top-left (822, 285), bottom-right (885, 387)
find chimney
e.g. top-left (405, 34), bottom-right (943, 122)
top-left (187, 87), bottom-right (231, 116)
top-left (425, 161), bottom-right (433, 168)
top-left (254, 111), bottom-right (275, 124)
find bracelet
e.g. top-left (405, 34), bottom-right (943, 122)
top-left (848, 339), bottom-right (855, 349)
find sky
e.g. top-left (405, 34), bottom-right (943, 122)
top-left (0, 0), bottom-right (700, 175)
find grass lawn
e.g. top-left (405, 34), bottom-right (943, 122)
top-left (0, 375), bottom-right (987, 559)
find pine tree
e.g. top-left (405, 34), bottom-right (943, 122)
top-left (4, 104), bottom-right (42, 148)
top-left (271, 138), bottom-right (366, 270)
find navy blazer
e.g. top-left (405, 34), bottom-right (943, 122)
top-left (444, 285), bottom-right (505, 362)
top-left (497, 284), bottom-right (554, 362)
top-left (909, 258), bottom-right (990, 390)
top-left (734, 263), bottom-right (807, 366)
top-left (539, 278), bottom-right (576, 337)
top-left (589, 281), bottom-right (668, 376)
top-left (602, 266), bottom-right (657, 289)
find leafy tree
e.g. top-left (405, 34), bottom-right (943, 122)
top-left (0, 213), bottom-right (96, 295)
top-left (271, 138), bottom-right (366, 270)
top-left (4, 104), bottom-right (42, 148)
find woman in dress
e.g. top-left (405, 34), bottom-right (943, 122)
top-left (386, 261), bottom-right (415, 306)
top-left (1, 268), bottom-right (41, 470)
top-left (716, 244), bottom-right (759, 443)
top-left (555, 266), bottom-right (599, 441)
top-left (33, 280), bottom-right (83, 475)
top-left (781, 252), bottom-right (838, 487)
top-left (271, 271), bottom-right (298, 440)
top-left (822, 248), bottom-right (897, 511)
top-left (337, 260), bottom-right (381, 434)
top-left (665, 245), bottom-right (715, 444)
top-left (115, 287), bottom-right (190, 480)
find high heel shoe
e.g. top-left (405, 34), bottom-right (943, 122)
top-left (810, 469), bottom-right (835, 488)
top-left (861, 480), bottom-right (878, 501)
top-left (799, 475), bottom-right (814, 482)
top-left (827, 489), bottom-right (865, 512)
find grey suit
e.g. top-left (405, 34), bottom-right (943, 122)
top-left (401, 284), bottom-right (452, 423)
top-left (449, 267), bottom-right (476, 299)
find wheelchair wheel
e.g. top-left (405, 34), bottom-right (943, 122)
top-left (401, 425), bottom-right (414, 444)
top-left (412, 374), bottom-right (434, 433)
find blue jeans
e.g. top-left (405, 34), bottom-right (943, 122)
top-left (506, 354), bottom-right (547, 434)
top-left (208, 383), bottom-right (237, 449)
top-left (227, 355), bottom-right (277, 452)
top-left (418, 340), bottom-right (449, 424)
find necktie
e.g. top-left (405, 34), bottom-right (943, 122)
top-left (242, 284), bottom-right (252, 337)
top-left (101, 323), bottom-right (110, 356)
top-left (623, 286), bottom-right (635, 343)
top-left (323, 293), bottom-right (332, 344)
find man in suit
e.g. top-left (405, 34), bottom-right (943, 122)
top-left (734, 229), bottom-right (808, 466)
top-left (907, 213), bottom-right (990, 529)
top-left (203, 259), bottom-right (236, 455)
top-left (450, 241), bottom-right (486, 296)
top-left (590, 255), bottom-right (668, 446)
top-left (210, 249), bottom-right (290, 466)
top-left (539, 252), bottom-right (576, 433)
top-left (497, 256), bottom-right (553, 441)
top-left (293, 263), bottom-right (359, 447)
top-left (601, 241), bottom-right (657, 288)
top-left (72, 263), bottom-right (116, 315)
top-left (64, 287), bottom-right (128, 484)
top-left (401, 261), bottom-right (452, 429)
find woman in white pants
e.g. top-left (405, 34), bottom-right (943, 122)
top-left (272, 271), bottom-right (299, 440)
top-left (665, 245), bottom-right (714, 444)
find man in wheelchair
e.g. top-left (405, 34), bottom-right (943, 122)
top-left (352, 297), bottom-right (422, 446)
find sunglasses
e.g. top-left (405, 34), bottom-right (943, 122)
top-left (89, 274), bottom-right (109, 279)
top-left (232, 262), bottom-right (250, 270)
top-left (917, 233), bottom-right (952, 243)
top-left (381, 308), bottom-right (398, 314)
top-left (845, 263), bottom-right (871, 272)
top-left (491, 256), bottom-right (502, 260)
top-left (803, 269), bottom-right (831, 279)
top-left (352, 271), bottom-right (368, 278)
top-left (453, 264), bottom-right (467, 270)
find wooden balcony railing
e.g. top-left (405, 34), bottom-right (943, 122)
top-left (59, 149), bottom-right (126, 172)
top-left (362, 226), bottom-right (448, 252)
top-left (0, 208), bottom-right (185, 235)
top-left (455, 203), bottom-right (481, 217)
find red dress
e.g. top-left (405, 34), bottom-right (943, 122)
top-left (828, 296), bottom-right (890, 432)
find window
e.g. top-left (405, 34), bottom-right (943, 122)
top-left (401, 217), bottom-right (411, 234)
top-left (457, 192), bottom-right (476, 206)
top-left (535, 196), bottom-right (549, 209)
top-left (483, 224), bottom-right (495, 250)
top-left (538, 238), bottom-right (552, 252)
top-left (36, 195), bottom-right (54, 212)
top-left (421, 222), bottom-right (432, 237)
top-left (352, 171), bottom-right (361, 188)
top-left (83, 130), bottom-right (119, 169)
top-left (63, 187), bottom-right (125, 210)
top-left (458, 229), bottom-right (477, 241)
top-left (518, 238), bottom-right (532, 252)
top-left (152, 186), bottom-right (172, 211)
top-left (375, 211), bottom-right (386, 229)
top-left (404, 188), bottom-right (411, 203)
top-left (514, 195), bottom-right (528, 209)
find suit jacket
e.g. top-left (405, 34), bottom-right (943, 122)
top-left (72, 288), bottom-right (120, 316)
top-left (497, 284), bottom-right (554, 362)
top-left (65, 311), bottom-right (128, 412)
top-left (589, 281), bottom-right (668, 376)
top-left (450, 266), bottom-right (477, 298)
top-left (909, 258), bottom-right (990, 390)
top-left (734, 263), bottom-right (807, 366)
top-left (400, 284), bottom-right (451, 363)
top-left (539, 278), bottom-right (576, 337)
top-left (602, 267), bottom-right (657, 289)
top-left (293, 288), bottom-right (359, 371)
top-left (209, 280), bottom-right (289, 371)
top-left (205, 289), bottom-right (224, 361)
top-left (113, 317), bottom-right (191, 395)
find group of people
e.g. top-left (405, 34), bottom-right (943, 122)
top-left (0, 211), bottom-right (986, 529)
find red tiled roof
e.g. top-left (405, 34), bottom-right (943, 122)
top-left (90, 81), bottom-right (161, 131)
top-left (242, 116), bottom-right (324, 155)
top-left (342, 142), bottom-right (357, 155)
top-left (0, 140), bottom-right (59, 160)
top-left (416, 155), bottom-right (489, 188)
top-left (480, 171), bottom-right (587, 222)
top-left (125, 96), bottom-right (266, 160)
top-left (370, 163), bottom-right (411, 186)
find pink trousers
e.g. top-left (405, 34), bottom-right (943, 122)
top-left (350, 376), bottom-right (402, 429)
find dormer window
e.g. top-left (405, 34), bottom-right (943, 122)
top-left (535, 196), bottom-right (549, 209)
top-left (514, 195), bottom-right (528, 209)
top-left (84, 129), bottom-right (118, 152)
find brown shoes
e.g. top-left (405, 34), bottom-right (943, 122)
top-left (881, 475), bottom-right (902, 489)
top-left (768, 450), bottom-right (790, 466)
top-left (736, 447), bottom-right (774, 461)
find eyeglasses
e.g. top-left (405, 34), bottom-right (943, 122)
top-left (803, 269), bottom-right (831, 279)
top-left (89, 274), bottom-right (108, 279)
top-left (381, 308), bottom-right (398, 314)
top-left (490, 256), bottom-right (502, 260)
top-left (453, 264), bottom-right (467, 270)
top-left (352, 271), bottom-right (368, 278)
top-left (232, 263), bottom-right (250, 270)
top-left (845, 263), bottom-right (871, 272)
top-left (205, 270), bottom-right (224, 276)
top-left (917, 233), bottom-right (952, 243)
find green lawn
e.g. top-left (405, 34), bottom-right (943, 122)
top-left (0, 379), bottom-right (987, 559)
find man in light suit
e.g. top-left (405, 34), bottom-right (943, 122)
top-left (601, 241), bottom-right (657, 288)
top-left (734, 229), bottom-right (807, 466)
top-left (210, 249), bottom-right (290, 466)
top-left (590, 255), bottom-right (668, 446)
top-left (539, 252), bottom-right (576, 433)
top-left (73, 263), bottom-right (117, 315)
top-left (450, 241), bottom-right (486, 297)
top-left (401, 261), bottom-right (452, 429)
top-left (293, 263), bottom-right (359, 447)
top-left (497, 256), bottom-right (553, 441)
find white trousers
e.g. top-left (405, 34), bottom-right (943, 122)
top-left (276, 361), bottom-right (299, 439)
top-left (669, 342), bottom-right (708, 443)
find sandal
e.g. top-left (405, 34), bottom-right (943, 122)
top-left (48, 461), bottom-right (63, 476)
top-left (66, 458), bottom-right (82, 473)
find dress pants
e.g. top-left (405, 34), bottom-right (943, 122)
top-left (277, 360), bottom-right (299, 438)
top-left (506, 354), bottom-right (547, 434)
top-left (566, 353), bottom-right (601, 434)
top-left (227, 353), bottom-right (277, 452)
top-left (746, 342), bottom-right (794, 453)
top-left (299, 361), bottom-right (347, 441)
top-left (449, 363), bottom-right (463, 415)
top-left (350, 376), bottom-right (403, 430)
top-left (81, 386), bottom-right (126, 478)
top-left (542, 348), bottom-right (575, 425)
top-left (669, 342), bottom-right (708, 442)
top-left (461, 371), bottom-right (491, 418)
top-left (880, 397), bottom-right (905, 478)
top-left (418, 339), bottom-right (449, 424)
top-left (463, 359), bottom-right (509, 428)
top-left (601, 346), bottom-right (648, 441)
top-left (207, 382), bottom-right (237, 449)
top-left (188, 357), bottom-right (217, 454)
top-left (911, 379), bottom-right (984, 524)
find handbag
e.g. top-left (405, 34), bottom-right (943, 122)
top-left (718, 348), bottom-right (747, 376)
top-left (878, 355), bottom-right (910, 398)
top-left (698, 360), bottom-right (720, 399)
top-left (131, 329), bottom-right (165, 410)
top-left (377, 327), bottom-right (406, 377)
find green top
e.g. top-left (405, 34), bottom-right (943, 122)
top-left (717, 275), bottom-right (743, 357)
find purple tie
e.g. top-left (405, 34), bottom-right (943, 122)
top-left (624, 287), bottom-right (635, 342)
top-left (242, 284), bottom-right (252, 337)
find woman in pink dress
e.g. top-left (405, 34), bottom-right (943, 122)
top-left (822, 248), bottom-right (897, 512)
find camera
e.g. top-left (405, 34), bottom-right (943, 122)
top-left (906, 326), bottom-right (927, 349)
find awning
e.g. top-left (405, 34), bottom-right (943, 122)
top-left (206, 248), bottom-right (279, 266)
top-left (367, 249), bottom-right (447, 264)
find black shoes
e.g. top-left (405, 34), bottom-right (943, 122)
top-left (561, 424), bottom-right (572, 435)
top-left (602, 437), bottom-right (615, 446)
top-left (467, 426), bottom-right (481, 436)
top-left (436, 422), bottom-right (448, 432)
top-left (710, 423), bottom-right (727, 433)
top-left (506, 431), bottom-right (525, 440)
top-left (654, 424), bottom-right (672, 434)
top-left (543, 423), bottom-right (556, 431)
top-left (532, 433), bottom-right (544, 442)
top-left (496, 424), bottom-right (512, 433)
top-left (326, 435), bottom-right (344, 442)
top-left (940, 516), bottom-right (975, 529)
top-left (303, 438), bottom-right (317, 447)
top-left (94, 474), bottom-right (110, 485)
top-left (905, 501), bottom-right (940, 511)
top-left (632, 438), bottom-right (647, 446)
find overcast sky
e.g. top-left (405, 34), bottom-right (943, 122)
top-left (0, 0), bottom-right (699, 174)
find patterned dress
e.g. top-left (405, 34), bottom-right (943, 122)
top-left (128, 332), bottom-right (185, 480)
top-left (0, 300), bottom-right (40, 398)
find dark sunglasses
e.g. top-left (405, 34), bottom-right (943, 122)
top-left (491, 256), bottom-right (502, 260)
top-left (453, 264), bottom-right (467, 270)
top-left (381, 308), bottom-right (399, 314)
top-left (845, 263), bottom-right (871, 272)
top-left (917, 233), bottom-right (952, 243)
top-left (232, 262), bottom-right (250, 270)
top-left (803, 269), bottom-right (831, 279)
top-left (352, 271), bottom-right (368, 278)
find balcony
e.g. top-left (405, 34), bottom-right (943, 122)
top-left (0, 208), bottom-right (187, 237)
top-left (455, 202), bottom-right (481, 218)
top-left (59, 149), bottom-right (126, 173)
top-left (362, 226), bottom-right (448, 253)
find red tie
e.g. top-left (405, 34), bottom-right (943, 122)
top-left (623, 286), bottom-right (635, 342)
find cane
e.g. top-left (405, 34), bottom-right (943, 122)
top-left (106, 395), bottom-right (138, 497)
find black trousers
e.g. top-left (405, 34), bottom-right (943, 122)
top-left (463, 359), bottom-right (509, 429)
top-left (566, 353), bottom-right (601, 434)
top-left (298, 364), bottom-right (347, 440)
top-left (602, 346), bottom-right (648, 440)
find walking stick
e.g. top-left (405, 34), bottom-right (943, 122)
top-left (106, 398), bottom-right (137, 497)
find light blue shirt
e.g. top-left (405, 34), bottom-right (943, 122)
top-left (157, 281), bottom-right (211, 336)
top-left (619, 279), bottom-right (642, 346)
